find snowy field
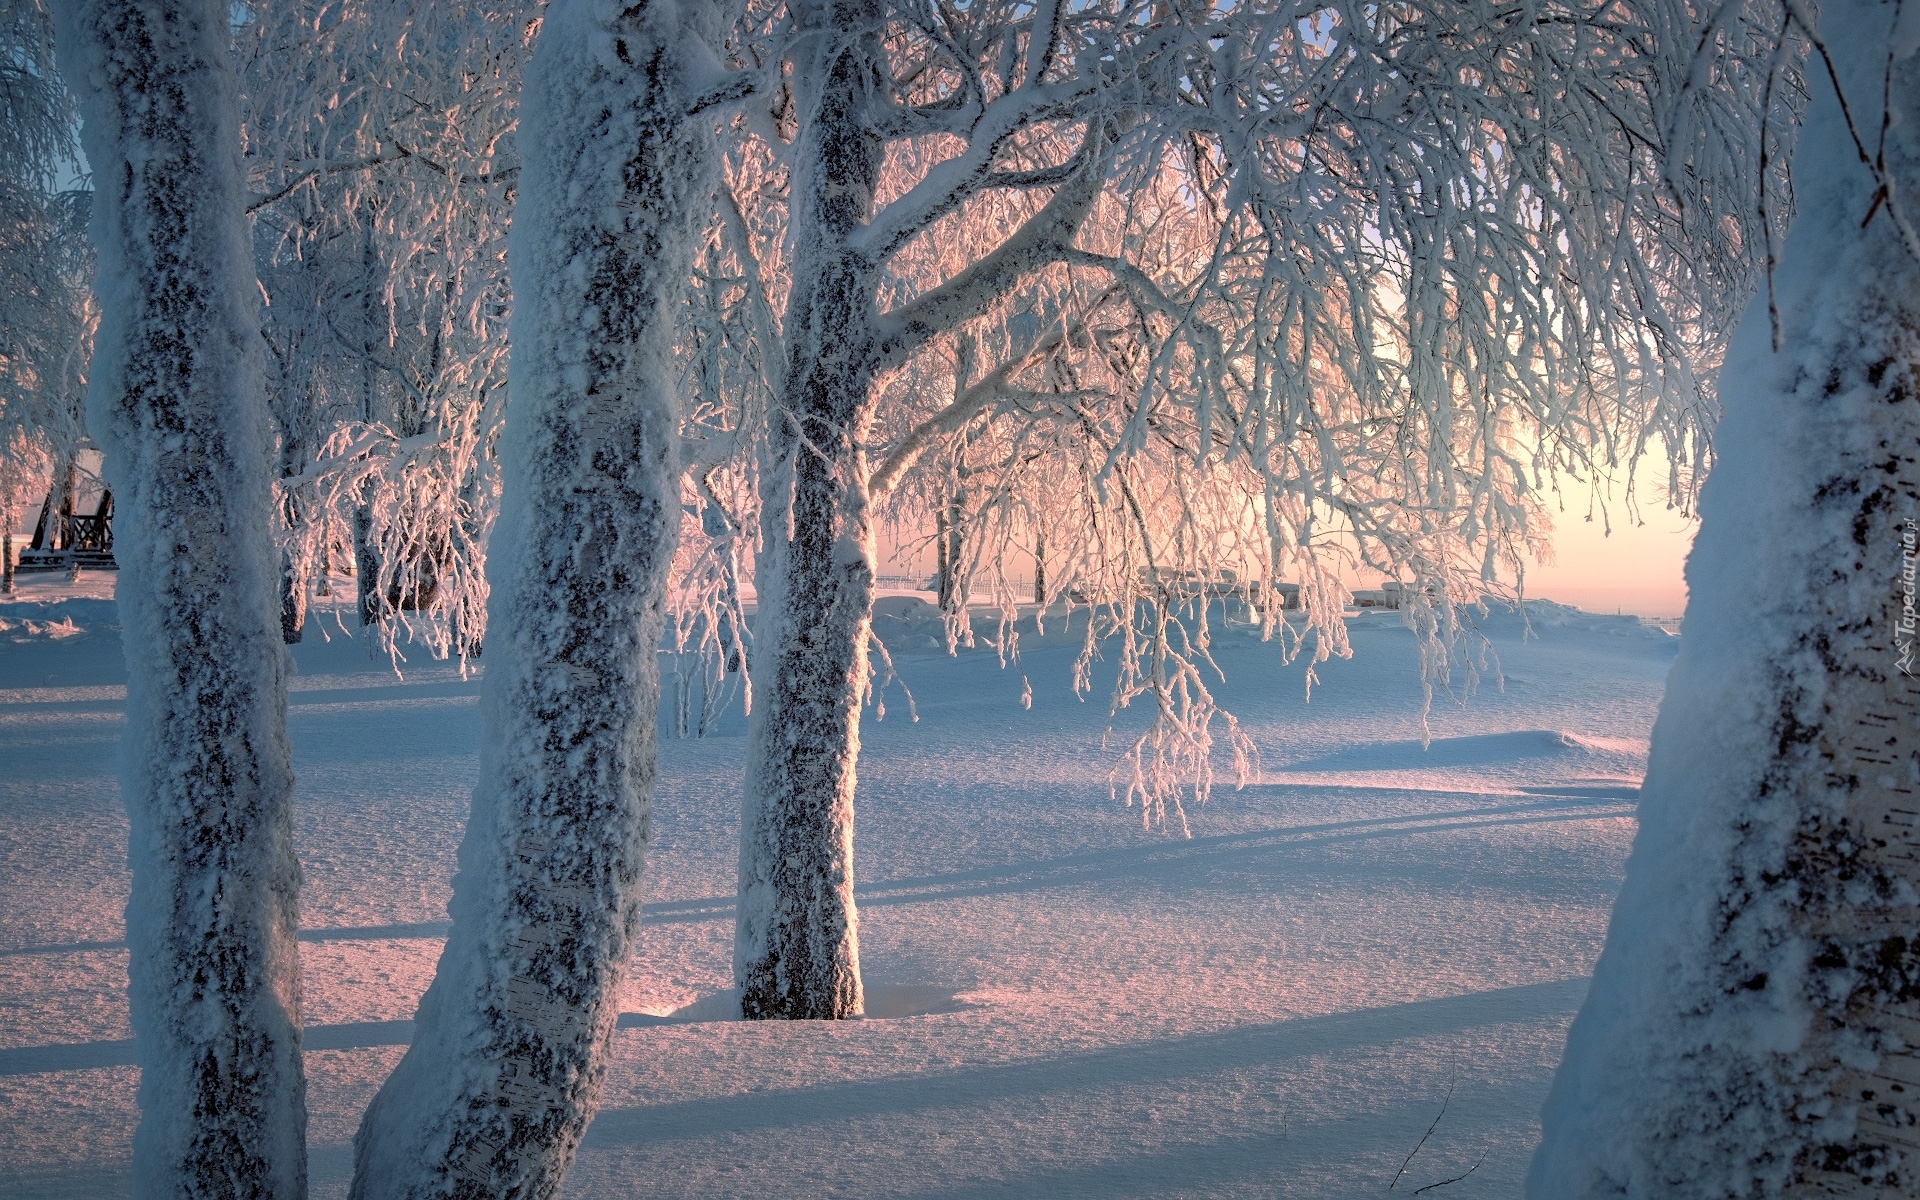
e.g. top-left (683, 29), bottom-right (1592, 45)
top-left (0, 578), bottom-right (1671, 1198)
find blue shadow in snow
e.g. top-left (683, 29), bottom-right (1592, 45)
top-left (579, 977), bottom-right (1588, 1150)
top-left (0, 793), bottom-right (1634, 959)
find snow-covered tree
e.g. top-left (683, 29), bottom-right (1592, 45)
top-left (54, 0), bottom-right (307, 1193)
top-left (728, 0), bottom-right (1741, 1018)
top-left (1530, 0), bottom-right (1920, 1193)
top-left (0, 426), bottom-right (51, 592)
top-left (0, 187), bottom-right (92, 592)
top-left (0, 0), bottom-right (89, 592)
top-left (0, 0), bottom-right (62, 168)
top-left (239, 0), bottom-right (530, 655)
top-left (346, 0), bottom-right (740, 1192)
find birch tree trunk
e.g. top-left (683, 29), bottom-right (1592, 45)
top-left (1033, 527), bottom-right (1044, 606)
top-left (349, 0), bottom-right (724, 1192)
top-left (280, 488), bottom-right (305, 644)
top-left (353, 216), bottom-right (384, 632)
top-left (935, 507), bottom-right (950, 607)
top-left (734, 0), bottom-right (887, 1020)
top-left (942, 495), bottom-right (964, 613)
top-left (733, 0), bottom-right (1123, 1017)
top-left (353, 498), bottom-right (382, 628)
top-left (1530, 2), bottom-right (1920, 1193)
top-left (55, 0), bottom-right (307, 1195)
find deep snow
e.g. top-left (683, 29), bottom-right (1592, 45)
top-left (0, 581), bottom-right (1671, 1197)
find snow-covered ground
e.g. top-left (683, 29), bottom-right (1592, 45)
top-left (0, 578), bottom-right (1671, 1198)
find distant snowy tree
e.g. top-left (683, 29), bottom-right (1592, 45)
top-left (55, 0), bottom-right (307, 1193)
top-left (723, 0), bottom-right (1739, 1018)
top-left (0, 426), bottom-right (50, 592)
top-left (0, 187), bottom-right (92, 592)
top-left (346, 0), bottom-right (741, 1192)
top-left (239, 0), bottom-right (530, 656)
top-left (1530, 0), bottom-right (1920, 1194)
top-left (251, 202), bottom-right (352, 640)
top-left (0, 0), bottom-right (90, 592)
top-left (0, 0), bottom-right (62, 169)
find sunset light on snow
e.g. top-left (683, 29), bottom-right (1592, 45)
top-left (3, 0), bottom-right (1914, 1194)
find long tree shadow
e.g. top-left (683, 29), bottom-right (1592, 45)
top-left (0, 968), bottom-right (1590, 1082)
top-left (4, 989), bottom-right (1561, 1199)
top-left (0, 920), bottom-right (460, 959)
top-left (0, 791), bottom-right (1635, 960)
top-left (882, 1082), bottom-right (1536, 1199)
top-left (577, 977), bottom-right (1588, 1150)
top-left (0, 1019), bottom-right (418, 1077)
top-left (639, 792), bottom-right (1636, 925)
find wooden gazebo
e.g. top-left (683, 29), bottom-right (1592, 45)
top-left (16, 487), bottom-right (116, 572)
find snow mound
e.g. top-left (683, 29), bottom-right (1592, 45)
top-left (1279, 730), bottom-right (1644, 774)
top-left (0, 597), bottom-right (118, 635)
top-left (626, 984), bottom-right (983, 1025)
top-left (0, 615), bottom-right (83, 642)
top-left (867, 596), bottom-right (1105, 658)
top-left (1470, 599), bottom-right (1674, 642)
top-left (869, 595), bottom-right (949, 654)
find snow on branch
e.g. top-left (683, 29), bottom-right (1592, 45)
top-left (242, 0), bottom-right (531, 657)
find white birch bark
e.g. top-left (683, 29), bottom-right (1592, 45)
top-left (733, 0), bottom-right (892, 1020)
top-left (54, 0), bottom-right (307, 1194)
top-left (1530, 0), bottom-right (1920, 1193)
top-left (732, 0), bottom-right (1127, 1017)
top-left (348, 0), bottom-right (726, 1192)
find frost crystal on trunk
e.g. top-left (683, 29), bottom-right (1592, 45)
top-left (55, 0), bottom-right (308, 1193)
top-left (733, 0), bottom-right (890, 1022)
top-left (347, 0), bottom-right (731, 1193)
top-left (1532, 1), bottom-right (1920, 1193)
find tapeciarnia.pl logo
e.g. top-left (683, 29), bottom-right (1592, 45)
top-left (1900, 517), bottom-right (1918, 677)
